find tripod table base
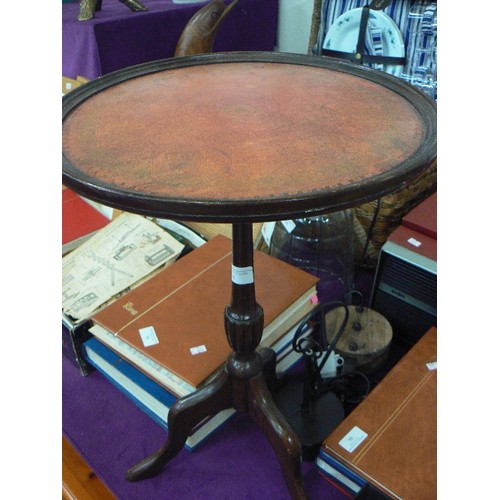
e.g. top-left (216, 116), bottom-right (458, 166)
top-left (126, 348), bottom-right (308, 499)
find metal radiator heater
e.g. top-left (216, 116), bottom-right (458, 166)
top-left (370, 193), bottom-right (437, 346)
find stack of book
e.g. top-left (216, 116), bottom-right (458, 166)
top-left (82, 324), bottom-right (312, 451)
top-left (84, 235), bottom-right (320, 449)
top-left (62, 211), bottom-right (185, 375)
top-left (316, 326), bottom-right (437, 498)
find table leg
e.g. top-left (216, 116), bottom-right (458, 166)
top-left (126, 368), bottom-right (232, 481)
top-left (248, 373), bottom-right (308, 500)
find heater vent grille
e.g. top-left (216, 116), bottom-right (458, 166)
top-left (378, 254), bottom-right (436, 307)
top-left (371, 251), bottom-right (437, 345)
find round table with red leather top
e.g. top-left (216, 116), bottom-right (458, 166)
top-left (62, 51), bottom-right (436, 499)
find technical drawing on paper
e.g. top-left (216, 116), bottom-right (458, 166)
top-left (62, 213), bottom-right (184, 322)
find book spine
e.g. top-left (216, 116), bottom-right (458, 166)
top-left (83, 334), bottom-right (303, 452)
top-left (316, 455), bottom-right (364, 496)
top-left (186, 408), bottom-right (236, 449)
top-left (318, 450), bottom-right (367, 488)
top-left (317, 468), bottom-right (356, 499)
top-left (82, 338), bottom-right (234, 451)
top-left (90, 323), bottom-right (195, 397)
top-left (89, 357), bottom-right (170, 432)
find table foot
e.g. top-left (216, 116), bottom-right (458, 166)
top-left (248, 374), bottom-right (309, 500)
top-left (126, 369), bottom-right (232, 481)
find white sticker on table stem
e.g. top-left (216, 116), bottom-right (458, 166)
top-left (232, 265), bottom-right (254, 285)
top-left (139, 326), bottom-right (159, 347)
top-left (339, 426), bottom-right (368, 453)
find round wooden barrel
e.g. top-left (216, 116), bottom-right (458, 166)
top-left (325, 305), bottom-right (393, 373)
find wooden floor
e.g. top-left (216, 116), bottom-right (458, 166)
top-left (62, 437), bottom-right (115, 500)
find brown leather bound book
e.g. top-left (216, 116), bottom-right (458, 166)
top-left (90, 235), bottom-right (318, 396)
top-left (317, 327), bottom-right (437, 499)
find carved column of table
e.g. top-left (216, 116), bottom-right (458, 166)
top-left (62, 52), bottom-right (436, 499)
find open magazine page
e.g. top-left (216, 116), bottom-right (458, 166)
top-left (62, 212), bottom-right (184, 322)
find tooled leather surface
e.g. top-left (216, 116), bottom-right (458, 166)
top-left (62, 63), bottom-right (424, 202)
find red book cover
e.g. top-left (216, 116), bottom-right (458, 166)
top-left (402, 192), bottom-right (437, 239)
top-left (62, 187), bottom-right (110, 254)
top-left (387, 224), bottom-right (437, 263)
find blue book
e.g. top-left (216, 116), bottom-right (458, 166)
top-left (83, 325), bottom-right (311, 451)
top-left (82, 336), bottom-right (236, 451)
top-left (316, 448), bottom-right (367, 496)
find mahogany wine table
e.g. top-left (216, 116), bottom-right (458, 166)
top-left (62, 51), bottom-right (436, 499)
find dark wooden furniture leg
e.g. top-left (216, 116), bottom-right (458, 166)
top-left (126, 368), bottom-right (232, 481)
top-left (248, 373), bottom-right (307, 499)
top-left (126, 223), bottom-right (307, 498)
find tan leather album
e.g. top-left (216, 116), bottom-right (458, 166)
top-left (318, 327), bottom-right (437, 499)
top-left (91, 235), bottom-right (318, 391)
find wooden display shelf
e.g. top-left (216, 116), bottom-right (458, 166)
top-left (62, 437), bottom-right (114, 500)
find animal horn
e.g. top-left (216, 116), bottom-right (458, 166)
top-left (174, 0), bottom-right (240, 57)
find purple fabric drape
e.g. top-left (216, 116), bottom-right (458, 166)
top-left (62, 354), bottom-right (348, 499)
top-left (62, 0), bottom-right (279, 79)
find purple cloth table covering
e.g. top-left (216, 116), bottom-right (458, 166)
top-left (62, 0), bottom-right (279, 80)
top-left (62, 353), bottom-right (348, 499)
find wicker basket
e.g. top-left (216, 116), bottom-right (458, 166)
top-left (353, 159), bottom-right (437, 269)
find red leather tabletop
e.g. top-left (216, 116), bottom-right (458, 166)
top-left (62, 53), bottom-right (436, 221)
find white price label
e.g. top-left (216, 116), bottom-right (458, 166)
top-left (232, 265), bottom-right (254, 285)
top-left (339, 426), bottom-right (368, 453)
top-left (190, 345), bottom-right (207, 356)
top-left (407, 237), bottom-right (422, 247)
top-left (139, 326), bottom-right (159, 347)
